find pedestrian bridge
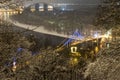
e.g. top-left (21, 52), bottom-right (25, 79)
top-left (8, 18), bottom-right (112, 53)
top-left (9, 18), bottom-right (111, 40)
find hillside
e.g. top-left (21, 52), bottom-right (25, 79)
top-left (84, 27), bottom-right (120, 80)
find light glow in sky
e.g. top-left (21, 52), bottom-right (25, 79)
top-left (23, 0), bottom-right (100, 7)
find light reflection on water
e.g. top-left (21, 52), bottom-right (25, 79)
top-left (0, 10), bottom-right (22, 21)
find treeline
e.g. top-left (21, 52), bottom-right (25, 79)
top-left (96, 0), bottom-right (120, 29)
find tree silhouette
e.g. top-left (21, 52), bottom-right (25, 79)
top-left (96, 0), bottom-right (120, 29)
top-left (0, 21), bottom-right (33, 79)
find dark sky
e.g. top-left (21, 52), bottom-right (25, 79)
top-left (24, 0), bottom-right (100, 7)
top-left (24, 0), bottom-right (100, 5)
top-left (51, 0), bottom-right (100, 4)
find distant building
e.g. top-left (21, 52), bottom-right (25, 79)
top-left (30, 3), bottom-right (54, 12)
top-left (47, 5), bottom-right (53, 11)
top-left (30, 5), bottom-right (35, 12)
top-left (39, 3), bottom-right (44, 11)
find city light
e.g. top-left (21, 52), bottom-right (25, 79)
top-left (62, 8), bottom-right (65, 11)
top-left (39, 4), bottom-right (44, 11)
top-left (69, 58), bottom-right (78, 66)
top-left (48, 5), bottom-right (53, 11)
top-left (94, 32), bottom-right (100, 38)
top-left (71, 46), bottom-right (77, 53)
top-left (104, 29), bottom-right (112, 39)
top-left (95, 46), bottom-right (99, 53)
top-left (12, 61), bottom-right (17, 72)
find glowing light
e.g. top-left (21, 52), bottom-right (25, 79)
top-left (26, 61), bottom-right (30, 65)
top-left (19, 11), bottom-right (22, 14)
top-left (48, 5), bottom-right (53, 11)
top-left (109, 36), bottom-right (112, 41)
top-left (7, 12), bottom-right (9, 14)
top-left (30, 5), bottom-right (36, 12)
top-left (101, 38), bottom-right (106, 42)
top-left (117, 2), bottom-right (120, 5)
top-left (39, 4), bottom-right (44, 11)
top-left (95, 46), bottom-right (99, 53)
top-left (74, 58), bottom-right (78, 62)
top-left (12, 65), bottom-right (17, 72)
top-left (94, 32), bottom-right (99, 38)
top-left (13, 61), bottom-right (16, 66)
top-left (69, 58), bottom-right (78, 66)
top-left (71, 46), bottom-right (77, 53)
top-left (62, 8), bottom-right (65, 11)
top-left (14, 11), bottom-right (16, 14)
top-left (104, 29), bottom-right (112, 38)
top-left (12, 61), bottom-right (17, 72)
top-left (106, 43), bottom-right (110, 48)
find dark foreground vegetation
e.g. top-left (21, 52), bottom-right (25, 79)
top-left (84, 27), bottom-right (120, 80)
top-left (0, 21), bottom-right (120, 80)
top-left (0, 21), bottom-right (87, 80)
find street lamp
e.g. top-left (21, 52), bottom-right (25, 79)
top-left (12, 57), bottom-right (17, 72)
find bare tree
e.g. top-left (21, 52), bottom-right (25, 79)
top-left (0, 21), bottom-right (33, 79)
top-left (96, 0), bottom-right (120, 29)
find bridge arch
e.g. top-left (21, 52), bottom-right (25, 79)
top-left (27, 2), bottom-right (54, 12)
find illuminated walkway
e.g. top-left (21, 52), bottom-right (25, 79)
top-left (8, 18), bottom-right (112, 53)
top-left (9, 19), bottom-right (110, 38)
top-left (8, 19), bottom-right (70, 38)
top-left (8, 18), bottom-right (111, 47)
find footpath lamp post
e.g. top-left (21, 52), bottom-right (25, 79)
top-left (12, 47), bottom-right (23, 72)
top-left (105, 29), bottom-right (112, 48)
top-left (94, 32), bottom-right (99, 47)
top-left (12, 57), bottom-right (17, 72)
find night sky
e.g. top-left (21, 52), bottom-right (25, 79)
top-left (30, 0), bottom-right (100, 4)
top-left (24, 0), bottom-right (100, 7)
